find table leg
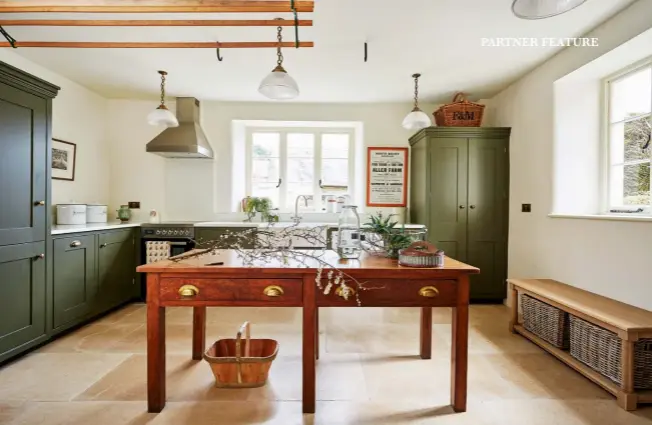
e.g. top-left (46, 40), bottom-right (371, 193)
top-left (303, 275), bottom-right (316, 414)
top-left (420, 307), bottom-right (432, 359)
top-left (451, 275), bottom-right (469, 413)
top-left (192, 306), bottom-right (206, 360)
top-left (147, 274), bottom-right (166, 413)
top-left (315, 307), bottom-right (319, 360)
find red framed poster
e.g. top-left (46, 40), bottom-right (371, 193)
top-left (366, 147), bottom-right (409, 207)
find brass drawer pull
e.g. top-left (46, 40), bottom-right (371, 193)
top-left (419, 286), bottom-right (439, 298)
top-left (178, 284), bottom-right (199, 298)
top-left (335, 285), bottom-right (356, 299)
top-left (263, 285), bottom-right (284, 297)
top-left (70, 240), bottom-right (82, 248)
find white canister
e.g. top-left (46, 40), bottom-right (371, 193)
top-left (86, 204), bottom-right (108, 223)
top-left (57, 204), bottom-right (87, 225)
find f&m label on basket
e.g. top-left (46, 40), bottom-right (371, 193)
top-left (452, 111), bottom-right (477, 121)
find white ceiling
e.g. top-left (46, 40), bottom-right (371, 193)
top-left (2, 0), bottom-right (637, 102)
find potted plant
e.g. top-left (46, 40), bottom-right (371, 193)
top-left (362, 213), bottom-right (414, 258)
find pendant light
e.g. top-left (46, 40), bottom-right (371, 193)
top-left (147, 70), bottom-right (179, 128)
top-left (258, 19), bottom-right (299, 100)
top-left (512, 0), bottom-right (587, 19)
top-left (402, 73), bottom-right (432, 130)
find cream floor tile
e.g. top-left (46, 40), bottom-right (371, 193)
top-left (0, 401), bottom-right (28, 424)
top-left (76, 353), bottom-right (365, 403)
top-left (0, 353), bottom-right (130, 401)
top-left (433, 324), bottom-right (543, 355)
top-left (5, 401), bottom-right (154, 425)
top-left (35, 322), bottom-right (143, 353)
top-left (147, 401), bottom-right (304, 425)
top-left (321, 307), bottom-right (453, 327)
top-left (93, 303), bottom-right (147, 325)
top-left (324, 323), bottom-right (446, 355)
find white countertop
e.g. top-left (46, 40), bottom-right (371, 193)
top-left (51, 222), bottom-right (141, 235)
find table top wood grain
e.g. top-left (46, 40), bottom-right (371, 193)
top-left (137, 249), bottom-right (480, 277)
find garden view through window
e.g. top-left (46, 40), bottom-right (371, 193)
top-left (607, 63), bottom-right (651, 211)
top-left (247, 129), bottom-right (354, 212)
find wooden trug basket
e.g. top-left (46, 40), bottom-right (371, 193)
top-left (434, 92), bottom-right (485, 127)
top-left (203, 321), bottom-right (279, 388)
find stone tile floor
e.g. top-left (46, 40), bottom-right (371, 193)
top-left (1, 304), bottom-right (651, 424)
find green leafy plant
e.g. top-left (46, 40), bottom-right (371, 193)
top-left (363, 213), bottom-right (413, 258)
top-left (244, 197), bottom-right (277, 222)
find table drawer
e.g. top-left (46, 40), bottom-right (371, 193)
top-left (160, 278), bottom-right (302, 306)
top-left (316, 279), bottom-right (458, 307)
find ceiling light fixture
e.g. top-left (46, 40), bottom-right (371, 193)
top-left (402, 73), bottom-right (432, 131)
top-left (511, 0), bottom-right (587, 19)
top-left (147, 70), bottom-right (179, 128)
top-left (258, 19), bottom-right (299, 100)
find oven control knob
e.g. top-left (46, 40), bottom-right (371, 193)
top-left (155, 230), bottom-right (161, 235)
top-left (185, 230), bottom-right (191, 236)
top-left (161, 230), bottom-right (168, 235)
top-left (173, 230), bottom-right (178, 235)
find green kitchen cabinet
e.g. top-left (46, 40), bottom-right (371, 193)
top-left (52, 235), bottom-right (97, 330)
top-left (195, 227), bottom-right (257, 249)
top-left (0, 62), bottom-right (58, 247)
top-left (97, 229), bottom-right (137, 312)
top-left (409, 127), bottom-right (510, 301)
top-left (0, 242), bottom-right (47, 363)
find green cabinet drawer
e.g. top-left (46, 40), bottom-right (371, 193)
top-left (0, 242), bottom-right (47, 362)
top-left (52, 234), bottom-right (97, 330)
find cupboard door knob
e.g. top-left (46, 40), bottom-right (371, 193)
top-left (34, 253), bottom-right (45, 260)
top-left (418, 286), bottom-right (440, 298)
top-left (470, 205), bottom-right (476, 209)
top-left (459, 205), bottom-right (466, 209)
top-left (70, 240), bottom-right (82, 247)
top-left (34, 200), bottom-right (45, 206)
top-left (263, 285), bottom-right (284, 297)
top-left (178, 284), bottom-right (199, 298)
top-left (99, 243), bottom-right (108, 248)
top-left (335, 285), bottom-right (355, 300)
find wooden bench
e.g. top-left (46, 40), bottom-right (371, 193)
top-left (508, 278), bottom-right (652, 411)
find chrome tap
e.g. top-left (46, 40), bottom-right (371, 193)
top-left (291, 195), bottom-right (309, 224)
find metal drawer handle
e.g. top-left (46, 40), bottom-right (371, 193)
top-left (34, 200), bottom-right (45, 206)
top-left (419, 286), bottom-right (440, 298)
top-left (70, 240), bottom-right (82, 247)
top-left (335, 285), bottom-right (355, 299)
top-left (263, 285), bottom-right (284, 297)
top-left (178, 285), bottom-right (199, 298)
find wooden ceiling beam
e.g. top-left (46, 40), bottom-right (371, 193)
top-left (0, 1), bottom-right (315, 13)
top-left (0, 41), bottom-right (314, 48)
top-left (0, 19), bottom-right (313, 26)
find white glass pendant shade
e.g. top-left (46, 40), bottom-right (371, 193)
top-left (147, 105), bottom-right (179, 128)
top-left (258, 65), bottom-right (300, 100)
top-left (512, 0), bottom-right (587, 19)
top-left (402, 108), bottom-right (432, 130)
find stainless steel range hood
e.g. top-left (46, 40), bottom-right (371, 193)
top-left (146, 97), bottom-right (214, 159)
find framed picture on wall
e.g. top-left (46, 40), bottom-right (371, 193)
top-left (366, 147), bottom-right (409, 207)
top-left (52, 139), bottom-right (77, 181)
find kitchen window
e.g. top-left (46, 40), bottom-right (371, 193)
top-left (245, 128), bottom-right (355, 212)
top-left (605, 62), bottom-right (651, 214)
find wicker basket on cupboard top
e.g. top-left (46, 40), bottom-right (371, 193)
top-left (521, 294), bottom-right (570, 349)
top-left (569, 315), bottom-right (652, 389)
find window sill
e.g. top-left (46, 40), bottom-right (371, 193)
top-left (548, 213), bottom-right (652, 223)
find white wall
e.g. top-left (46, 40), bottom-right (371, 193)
top-left (487, 0), bottom-right (652, 310)
top-left (0, 50), bottom-right (110, 210)
top-left (108, 99), bottom-right (492, 222)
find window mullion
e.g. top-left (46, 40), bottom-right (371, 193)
top-left (279, 131), bottom-right (288, 211)
top-left (314, 132), bottom-right (323, 212)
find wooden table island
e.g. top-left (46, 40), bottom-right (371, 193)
top-left (137, 250), bottom-right (479, 414)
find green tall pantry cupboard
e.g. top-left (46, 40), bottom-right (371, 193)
top-left (409, 127), bottom-right (510, 301)
top-left (0, 61), bottom-right (59, 362)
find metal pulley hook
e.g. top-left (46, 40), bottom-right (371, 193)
top-left (290, 0), bottom-right (299, 48)
top-left (216, 44), bottom-right (224, 62)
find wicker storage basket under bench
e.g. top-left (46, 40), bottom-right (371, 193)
top-left (508, 278), bottom-right (652, 411)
